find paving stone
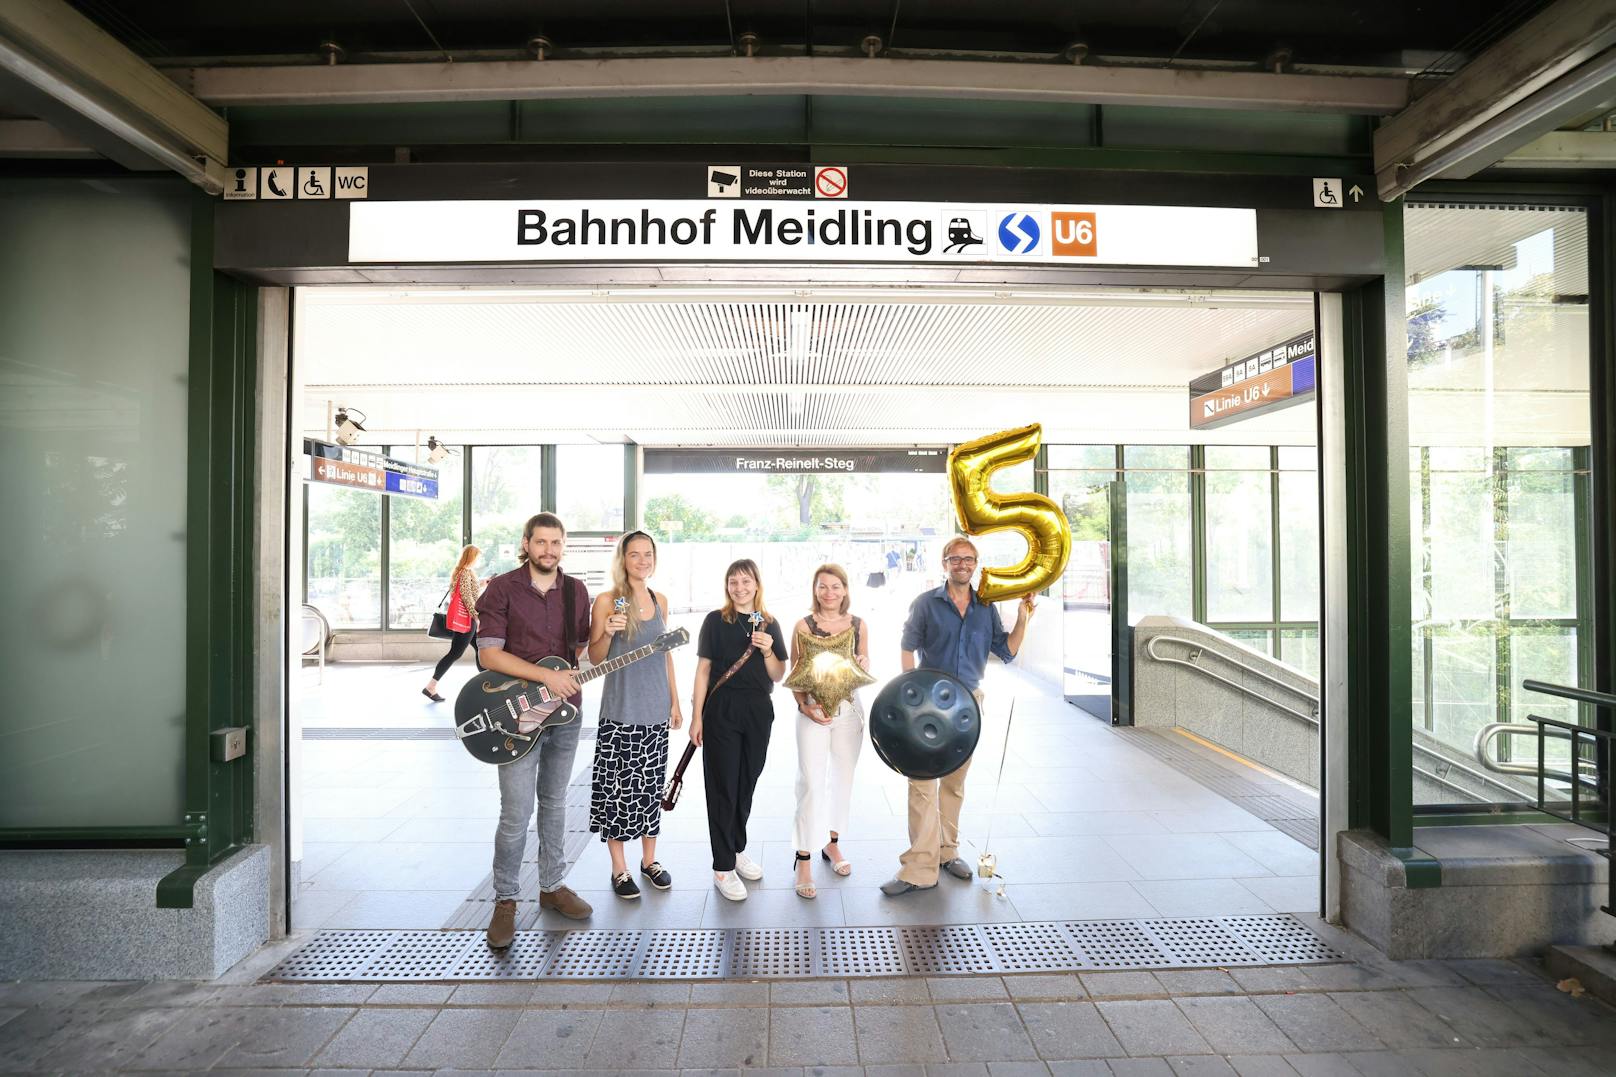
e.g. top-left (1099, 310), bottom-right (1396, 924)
top-left (213, 1005), bottom-right (357, 1069)
top-left (612, 982), bottom-right (695, 1008)
top-left (313, 1006), bottom-right (438, 1068)
top-left (402, 1006), bottom-right (523, 1069)
top-left (0, 981), bottom-right (108, 1008)
top-left (30, 1003), bottom-right (187, 1072)
top-left (212, 982), bottom-right (379, 1006)
top-left (1516, 1043), bottom-right (1616, 1077)
top-left (676, 1006), bottom-right (769, 1068)
top-left (1152, 971), bottom-right (1240, 996)
top-left (0, 1008), bottom-right (21, 1030)
top-left (1444, 958), bottom-right (1547, 986)
top-left (1368, 1046), bottom-right (1555, 1077)
top-left (689, 981), bottom-right (770, 1006)
top-left (865, 1065), bottom-right (930, 1077)
top-left (527, 982), bottom-right (615, 1006)
top-left (1016, 1001), bottom-right (1125, 1059)
top-left (987, 1061), bottom-right (1053, 1077)
top-left (1325, 990), bottom-right (1465, 1049)
top-left (1402, 986), bottom-right (1555, 1048)
top-left (494, 1006), bottom-right (606, 1069)
top-left (371, 983), bottom-right (456, 1005)
top-left (1479, 983), bottom-right (1616, 1045)
top-left (1224, 1056), bottom-right (1302, 1076)
top-left (1079, 973), bottom-right (1165, 998)
top-left (772, 980), bottom-right (852, 1005)
top-left (853, 978), bottom-right (934, 1004)
top-left (1094, 1000), bottom-right (1211, 1057)
top-left (1250, 994), bottom-right (1381, 1053)
top-left (1227, 967), bottom-right (1314, 994)
top-left (1002, 975), bottom-right (1084, 1001)
top-left (1044, 1063), bottom-right (1112, 1077)
top-left (1106, 1061), bottom-right (1174, 1076)
top-left (449, 982), bottom-right (539, 1006)
top-left (75, 980), bottom-right (222, 1008)
top-left (927, 977), bottom-right (1010, 1002)
top-left (1294, 964), bottom-right (1406, 992)
top-left (578, 1005), bottom-right (686, 1068)
top-left (1173, 995), bottom-right (1296, 1054)
top-left (768, 1005), bottom-right (858, 1067)
top-left (934, 1003), bottom-right (1038, 1062)
top-left (926, 1064), bottom-right (989, 1077)
top-left (127, 1006), bottom-right (270, 1071)
top-left (1167, 1058), bottom-right (1240, 1076)
top-left (1281, 1055), bottom-right (1359, 1077)
top-left (0, 1005), bottom-right (92, 1070)
top-left (853, 1005), bottom-right (948, 1064)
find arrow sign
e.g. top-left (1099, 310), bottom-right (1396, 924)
top-left (1348, 184), bottom-right (1364, 203)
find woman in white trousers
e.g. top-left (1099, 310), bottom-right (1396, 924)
top-left (788, 563), bottom-right (869, 899)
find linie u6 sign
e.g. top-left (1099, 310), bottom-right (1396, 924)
top-left (1189, 332), bottom-right (1317, 430)
top-left (347, 200), bottom-right (1259, 267)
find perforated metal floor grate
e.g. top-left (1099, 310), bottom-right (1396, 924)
top-left (266, 914), bottom-right (1342, 982)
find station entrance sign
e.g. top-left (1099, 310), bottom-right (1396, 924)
top-left (348, 199), bottom-right (1259, 268)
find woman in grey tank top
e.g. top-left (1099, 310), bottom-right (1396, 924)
top-left (586, 531), bottom-right (683, 900)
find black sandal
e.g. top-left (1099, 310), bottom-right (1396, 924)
top-left (793, 851), bottom-right (816, 900)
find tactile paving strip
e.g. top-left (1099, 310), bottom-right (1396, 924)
top-left (265, 914), bottom-right (1343, 981)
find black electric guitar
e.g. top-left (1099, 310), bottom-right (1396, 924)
top-left (453, 627), bottom-right (689, 765)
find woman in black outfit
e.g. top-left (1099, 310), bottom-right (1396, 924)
top-left (689, 558), bottom-right (788, 902)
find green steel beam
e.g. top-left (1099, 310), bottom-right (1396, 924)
top-left (1340, 201), bottom-right (1417, 851)
top-left (158, 188), bottom-right (258, 909)
top-left (624, 444), bottom-right (641, 530)
top-left (1190, 445), bottom-right (1207, 625)
top-left (541, 445), bottom-right (557, 514)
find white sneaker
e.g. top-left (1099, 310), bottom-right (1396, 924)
top-left (714, 871), bottom-right (748, 901)
top-left (734, 852), bottom-right (764, 881)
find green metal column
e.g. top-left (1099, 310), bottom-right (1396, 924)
top-left (541, 445), bottom-right (557, 513)
top-left (159, 190), bottom-right (259, 907)
top-left (624, 444), bottom-right (642, 530)
top-left (1340, 201), bottom-right (1418, 854)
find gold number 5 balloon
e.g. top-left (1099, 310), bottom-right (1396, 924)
top-left (948, 424), bottom-right (1073, 604)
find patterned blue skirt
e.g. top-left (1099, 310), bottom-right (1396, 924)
top-left (589, 719), bottom-right (671, 841)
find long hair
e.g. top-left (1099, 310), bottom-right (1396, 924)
top-left (452, 544), bottom-right (480, 583)
top-left (517, 512), bottom-right (566, 566)
top-left (609, 530), bottom-right (657, 641)
top-left (810, 563), bottom-right (851, 616)
top-left (719, 558), bottom-right (772, 626)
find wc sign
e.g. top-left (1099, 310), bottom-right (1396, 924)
top-left (222, 165), bottom-right (369, 200)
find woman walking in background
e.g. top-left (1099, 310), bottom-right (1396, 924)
top-left (689, 559), bottom-right (787, 902)
top-left (422, 544), bottom-right (482, 702)
top-left (788, 564), bottom-right (868, 899)
top-left (587, 530), bottom-right (681, 899)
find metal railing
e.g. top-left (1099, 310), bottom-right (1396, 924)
top-left (1519, 680), bottom-right (1613, 920)
top-left (1474, 722), bottom-right (1599, 789)
top-left (1145, 633), bottom-right (1319, 726)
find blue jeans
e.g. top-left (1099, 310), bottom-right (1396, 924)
top-left (492, 719), bottom-right (581, 899)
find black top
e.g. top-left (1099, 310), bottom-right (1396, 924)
top-left (806, 613), bottom-right (862, 651)
top-left (698, 610), bottom-right (788, 695)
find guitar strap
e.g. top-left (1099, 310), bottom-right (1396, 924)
top-left (560, 568), bottom-right (578, 667)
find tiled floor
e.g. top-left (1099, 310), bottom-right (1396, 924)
top-left (294, 605), bottom-right (1321, 933)
top-left (5, 924), bottom-right (1616, 1075)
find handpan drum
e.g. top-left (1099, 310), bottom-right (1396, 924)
top-left (869, 669), bottom-right (980, 780)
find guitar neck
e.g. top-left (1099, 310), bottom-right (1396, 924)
top-left (576, 640), bottom-right (662, 684)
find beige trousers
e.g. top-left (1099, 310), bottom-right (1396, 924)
top-left (897, 689), bottom-right (983, 886)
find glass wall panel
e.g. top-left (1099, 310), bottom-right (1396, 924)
top-left (1280, 628), bottom-right (1321, 680)
top-left (306, 477), bottom-right (384, 629)
top-left (1405, 201), bottom-right (1591, 808)
top-left (472, 446), bottom-right (545, 577)
top-left (1123, 446), bottom-right (1192, 622)
top-left (388, 447), bottom-right (466, 629)
top-left (976, 458), bottom-right (1037, 575)
top-left (1278, 447), bottom-right (1320, 623)
top-left (1205, 446), bottom-right (1273, 622)
top-left (556, 444), bottom-right (625, 532)
top-left (0, 178), bottom-right (192, 827)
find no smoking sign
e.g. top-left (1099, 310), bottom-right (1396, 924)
top-left (814, 165), bottom-right (849, 199)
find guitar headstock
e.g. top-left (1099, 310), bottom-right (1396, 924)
top-left (654, 627), bottom-right (690, 652)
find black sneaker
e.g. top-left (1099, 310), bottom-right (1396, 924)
top-left (640, 861), bottom-right (673, 890)
top-left (612, 871), bottom-right (641, 899)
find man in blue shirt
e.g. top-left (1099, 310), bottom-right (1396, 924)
top-left (882, 536), bottom-right (1035, 896)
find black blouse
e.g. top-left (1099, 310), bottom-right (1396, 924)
top-left (698, 610), bottom-right (788, 695)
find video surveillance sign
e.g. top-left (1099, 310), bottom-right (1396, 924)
top-left (348, 199), bottom-right (1259, 268)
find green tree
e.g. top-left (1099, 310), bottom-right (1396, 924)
top-left (766, 473), bottom-right (845, 527)
top-left (645, 493), bottom-right (716, 539)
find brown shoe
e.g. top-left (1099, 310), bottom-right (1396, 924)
top-left (539, 885), bottom-right (593, 920)
top-left (486, 898), bottom-right (517, 949)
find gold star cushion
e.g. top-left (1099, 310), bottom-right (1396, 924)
top-left (783, 627), bottom-right (876, 713)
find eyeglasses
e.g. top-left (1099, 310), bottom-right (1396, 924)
top-left (944, 556), bottom-right (978, 566)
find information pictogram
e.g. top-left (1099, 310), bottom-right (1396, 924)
top-left (814, 165), bottom-right (849, 198)
top-left (1051, 211), bottom-right (1097, 256)
top-left (997, 212), bottom-right (1041, 254)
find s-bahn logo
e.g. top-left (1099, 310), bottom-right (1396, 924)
top-left (997, 212), bottom-right (1041, 254)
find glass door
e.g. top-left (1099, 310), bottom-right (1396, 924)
top-left (1049, 448), bottom-right (1121, 720)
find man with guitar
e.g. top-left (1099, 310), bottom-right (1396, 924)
top-left (476, 512), bottom-right (594, 946)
